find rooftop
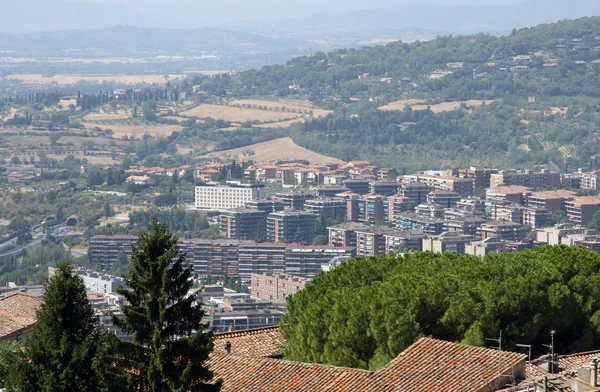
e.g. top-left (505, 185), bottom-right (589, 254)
top-left (488, 185), bottom-right (533, 194)
top-left (213, 326), bottom-right (286, 358)
top-left (530, 190), bottom-right (577, 199)
top-left (0, 293), bottom-right (42, 339)
top-left (327, 222), bottom-right (370, 231)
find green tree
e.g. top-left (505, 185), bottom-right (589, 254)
top-left (112, 220), bottom-right (221, 392)
top-left (590, 210), bottom-right (600, 231)
top-left (552, 210), bottom-right (568, 225)
top-left (0, 341), bottom-right (19, 390)
top-left (15, 262), bottom-right (104, 391)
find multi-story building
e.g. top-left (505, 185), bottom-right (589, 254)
top-left (422, 232), bottom-right (473, 254)
top-left (522, 207), bottom-right (553, 228)
top-left (211, 309), bottom-right (284, 333)
top-left (487, 203), bottom-right (524, 224)
top-left (250, 273), bottom-right (309, 300)
top-left (237, 243), bottom-right (287, 280)
top-left (478, 221), bottom-right (526, 241)
top-left (355, 226), bottom-right (403, 256)
top-left (527, 190), bottom-right (576, 212)
top-left (490, 169), bottom-right (561, 190)
top-left (396, 213), bottom-right (446, 235)
top-left (444, 167), bottom-right (498, 188)
top-left (346, 194), bottom-right (389, 224)
top-left (369, 180), bottom-right (400, 196)
top-left (77, 271), bottom-right (125, 294)
top-left (455, 197), bottom-right (487, 216)
top-left (427, 191), bottom-right (461, 208)
top-left (88, 234), bottom-right (138, 266)
top-left (304, 198), bottom-right (347, 220)
top-left (486, 186), bottom-right (532, 205)
top-left (328, 222), bottom-right (370, 248)
top-left (536, 224), bottom-right (588, 245)
top-left (343, 179), bottom-right (371, 195)
top-left (314, 185), bottom-right (350, 197)
top-left (565, 197), bottom-right (600, 226)
top-left (267, 209), bottom-right (317, 243)
top-left (561, 173), bottom-right (581, 189)
top-left (403, 174), bottom-right (474, 196)
top-left (274, 192), bottom-right (315, 209)
top-left (414, 203), bottom-right (446, 219)
top-left (219, 209), bottom-right (268, 240)
top-left (195, 182), bottom-right (265, 210)
top-left (444, 216), bottom-right (487, 236)
top-left (181, 239), bottom-right (245, 279)
top-left (398, 183), bottom-right (431, 206)
top-left (245, 198), bottom-right (287, 213)
top-left (285, 245), bottom-right (355, 278)
top-left (578, 171), bottom-right (600, 191)
top-left (384, 230), bottom-right (425, 253)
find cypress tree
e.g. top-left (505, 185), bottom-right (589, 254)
top-left (113, 219), bottom-right (221, 392)
top-left (15, 262), bottom-right (103, 391)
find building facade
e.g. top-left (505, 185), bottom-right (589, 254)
top-left (195, 182), bottom-right (265, 210)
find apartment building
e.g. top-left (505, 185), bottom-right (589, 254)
top-left (77, 270), bottom-right (125, 294)
top-left (355, 226), bottom-right (403, 256)
top-left (565, 197), bottom-right (600, 226)
top-left (182, 239), bottom-right (244, 279)
top-left (314, 185), bottom-right (349, 197)
top-left (237, 243), bottom-right (287, 280)
top-left (195, 182), bottom-right (265, 210)
top-left (527, 190), bottom-right (576, 212)
top-left (384, 230), bottom-right (425, 253)
top-left (422, 232), bottom-right (473, 254)
top-left (396, 213), bottom-right (446, 235)
top-left (250, 273), bottom-right (309, 300)
top-left (304, 198), bottom-right (347, 220)
top-left (444, 167), bottom-right (498, 188)
top-left (274, 192), bottom-right (315, 209)
top-left (414, 203), bottom-right (446, 219)
top-left (403, 173), bottom-right (474, 196)
top-left (490, 169), bottom-right (561, 190)
top-left (478, 221), bottom-right (526, 241)
top-left (346, 194), bottom-right (389, 224)
top-left (487, 203), bottom-right (524, 224)
top-left (342, 179), bottom-right (371, 195)
top-left (536, 225), bottom-right (588, 245)
top-left (245, 198), bottom-right (287, 213)
top-left (219, 209), bottom-right (268, 240)
top-left (398, 183), bottom-right (431, 206)
top-left (267, 209), bottom-right (317, 243)
top-left (285, 245), bottom-right (355, 278)
top-left (88, 234), bottom-right (138, 266)
top-left (522, 207), bottom-right (553, 229)
top-left (369, 180), bottom-right (400, 196)
top-left (486, 186), bottom-right (532, 205)
top-left (579, 171), bottom-right (600, 191)
top-left (426, 191), bottom-right (461, 208)
top-left (444, 216), bottom-right (487, 236)
top-left (328, 222), bottom-right (370, 248)
top-left (387, 195), bottom-right (414, 226)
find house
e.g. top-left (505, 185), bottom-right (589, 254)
top-left (0, 293), bottom-right (42, 343)
top-left (126, 175), bottom-right (151, 185)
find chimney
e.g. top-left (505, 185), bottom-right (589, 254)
top-left (542, 376), bottom-right (548, 392)
top-left (591, 358), bottom-right (598, 387)
top-left (225, 341), bottom-right (232, 354)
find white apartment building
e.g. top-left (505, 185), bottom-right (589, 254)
top-left (195, 182), bottom-right (265, 210)
top-left (78, 271), bottom-right (125, 294)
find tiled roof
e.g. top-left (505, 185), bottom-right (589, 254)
top-left (208, 353), bottom-right (372, 392)
top-left (213, 326), bottom-right (286, 357)
top-left (0, 293), bottom-right (41, 339)
top-left (557, 349), bottom-right (600, 373)
top-left (373, 338), bottom-right (526, 392)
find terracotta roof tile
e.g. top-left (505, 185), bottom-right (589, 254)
top-left (0, 293), bottom-right (41, 339)
top-left (213, 326), bottom-right (286, 357)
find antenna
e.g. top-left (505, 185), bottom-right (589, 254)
top-left (516, 343), bottom-right (533, 363)
top-left (542, 330), bottom-right (556, 373)
top-left (485, 329), bottom-right (502, 351)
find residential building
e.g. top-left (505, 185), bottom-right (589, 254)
top-left (384, 230), bottom-right (425, 253)
top-left (267, 209), bottom-right (317, 243)
top-left (376, 168), bottom-right (399, 180)
top-left (487, 203), bottom-right (524, 223)
top-left (196, 167), bottom-right (221, 182)
top-left (328, 222), bottom-right (370, 248)
top-left (444, 216), bottom-right (487, 236)
top-left (0, 294), bottom-right (41, 343)
top-left (427, 190), bottom-right (461, 208)
top-left (369, 180), bottom-right (400, 196)
top-left (314, 185), bottom-right (349, 197)
top-left (536, 224), bottom-right (588, 245)
top-left (343, 179), bottom-right (371, 195)
top-left (219, 209), bottom-right (268, 240)
top-left (387, 195), bottom-right (414, 226)
top-left (522, 207), bottom-right (553, 228)
top-left (195, 182), bottom-right (265, 210)
top-left (422, 232), bottom-right (473, 254)
top-left (444, 167), bottom-right (498, 188)
top-left (238, 243), bottom-right (287, 280)
top-left (88, 234), bottom-right (138, 266)
top-left (527, 190), bottom-right (576, 212)
top-left (274, 192), bottom-right (315, 209)
top-left (579, 171), bottom-right (600, 191)
top-left (455, 197), bottom-right (487, 215)
top-left (182, 239), bottom-right (245, 279)
top-left (346, 194), bottom-right (389, 224)
top-left (398, 183), bottom-right (431, 206)
top-left (561, 173), bottom-right (581, 189)
top-left (565, 197), bottom-right (600, 226)
top-left (396, 213), bottom-right (446, 235)
top-left (355, 226), bottom-right (404, 256)
top-left (478, 221), bottom-right (526, 241)
top-left (403, 173), bottom-right (474, 196)
top-left (490, 169), bottom-right (561, 190)
top-left (304, 198), bottom-right (347, 220)
top-left (465, 237), bottom-right (506, 256)
top-left (211, 309), bottom-right (284, 333)
top-left (414, 203), bottom-right (445, 219)
top-left (77, 270), bottom-right (125, 294)
top-left (285, 245), bottom-right (355, 278)
top-left (250, 273), bottom-right (309, 300)
top-left (486, 186), bottom-right (532, 205)
top-left (245, 198), bottom-right (287, 213)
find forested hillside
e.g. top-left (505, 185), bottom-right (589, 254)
top-left (198, 17), bottom-right (600, 170)
top-left (282, 246), bottom-right (600, 370)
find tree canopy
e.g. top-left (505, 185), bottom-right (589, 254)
top-left (282, 246), bottom-right (600, 370)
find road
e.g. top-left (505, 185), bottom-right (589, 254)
top-left (0, 235), bottom-right (45, 258)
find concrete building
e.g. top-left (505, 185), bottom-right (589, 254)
top-left (527, 190), bottom-right (576, 212)
top-left (238, 243), bottom-right (287, 280)
top-left (444, 216), bottom-right (487, 236)
top-left (414, 203), bottom-right (446, 219)
top-left (522, 207), bottom-right (553, 229)
top-left (387, 195), bottom-right (414, 226)
top-left (250, 273), bottom-right (309, 300)
top-left (384, 230), bottom-right (425, 253)
top-left (219, 209), bottom-right (268, 240)
top-left (486, 186), bottom-right (532, 205)
top-left (398, 183), bottom-right (431, 207)
top-left (267, 209), bottom-right (317, 243)
top-left (211, 309), bottom-right (284, 333)
top-left (314, 185), bottom-right (350, 197)
top-left (369, 180), bottom-right (400, 196)
top-left (565, 197), bottom-right (600, 226)
top-left (536, 224), bottom-right (588, 245)
top-left (487, 203), bottom-right (524, 223)
top-left (578, 171), bottom-right (600, 191)
top-left (444, 167), bottom-right (498, 188)
top-left (478, 221), bottom-right (526, 241)
top-left (403, 174), bottom-right (474, 196)
top-left (355, 226), bottom-right (404, 256)
top-left (274, 192), bottom-right (315, 209)
top-left (490, 169), bottom-right (561, 190)
top-left (304, 198), bottom-right (347, 220)
top-left (245, 198), bottom-right (287, 213)
top-left (77, 270), bottom-right (125, 294)
top-left (422, 232), bottom-right (473, 254)
top-left (396, 213), bottom-right (446, 235)
top-left (195, 182), bottom-right (265, 210)
top-left (285, 245), bottom-right (355, 278)
top-left (181, 239), bottom-right (245, 280)
top-left (88, 234), bottom-right (138, 266)
top-left (427, 191), bottom-right (461, 208)
top-left (328, 222), bottom-right (370, 248)
top-left (343, 179), bottom-right (371, 195)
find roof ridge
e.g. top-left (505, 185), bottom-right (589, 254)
top-left (214, 326), bottom-right (280, 338)
top-left (0, 292), bottom-right (41, 301)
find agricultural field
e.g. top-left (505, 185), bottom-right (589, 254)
top-left (181, 104), bottom-right (303, 123)
top-left (7, 74), bottom-right (186, 85)
top-left (379, 99), bottom-right (495, 113)
top-left (259, 119), bottom-right (303, 129)
top-left (83, 109), bottom-right (131, 121)
top-left (82, 123), bottom-right (182, 138)
top-left (205, 137), bottom-right (345, 164)
top-left (228, 99), bottom-right (331, 117)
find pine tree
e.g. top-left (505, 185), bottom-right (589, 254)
top-left (113, 220), bottom-right (221, 392)
top-left (15, 262), bottom-right (103, 391)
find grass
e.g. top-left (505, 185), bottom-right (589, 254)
top-left (84, 109), bottom-right (130, 121)
top-left (181, 104), bottom-right (304, 123)
top-left (380, 99), bottom-right (495, 113)
top-left (205, 137), bottom-right (345, 164)
top-left (7, 74), bottom-right (186, 85)
top-left (82, 123), bottom-right (182, 138)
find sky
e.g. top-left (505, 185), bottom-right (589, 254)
top-left (0, 0), bottom-right (595, 32)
